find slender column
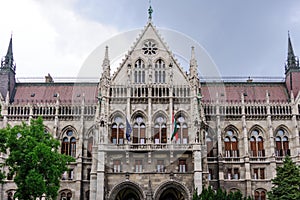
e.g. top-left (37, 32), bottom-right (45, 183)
top-left (194, 145), bottom-right (202, 194)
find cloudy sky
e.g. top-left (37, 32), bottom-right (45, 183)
top-left (0, 0), bottom-right (300, 80)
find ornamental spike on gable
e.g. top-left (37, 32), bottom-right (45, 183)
top-left (1, 35), bottom-right (16, 72)
top-left (285, 32), bottom-right (299, 73)
top-left (102, 45), bottom-right (110, 78)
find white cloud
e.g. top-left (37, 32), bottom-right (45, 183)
top-left (0, 0), bottom-right (118, 79)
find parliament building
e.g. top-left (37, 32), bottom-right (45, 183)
top-left (1, 7), bottom-right (300, 200)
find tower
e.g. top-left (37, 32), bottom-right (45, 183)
top-left (0, 36), bottom-right (16, 103)
top-left (285, 33), bottom-right (300, 97)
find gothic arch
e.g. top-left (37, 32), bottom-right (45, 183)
top-left (175, 110), bottom-right (190, 122)
top-left (109, 110), bottom-right (126, 122)
top-left (108, 181), bottom-right (145, 200)
top-left (248, 125), bottom-right (266, 137)
top-left (86, 125), bottom-right (96, 139)
top-left (153, 180), bottom-right (190, 200)
top-left (60, 125), bottom-right (78, 139)
top-left (152, 110), bottom-right (168, 121)
top-left (274, 125), bottom-right (291, 136)
top-left (223, 125), bottom-right (239, 139)
top-left (131, 110), bottom-right (148, 122)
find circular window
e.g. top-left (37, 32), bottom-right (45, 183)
top-left (142, 40), bottom-right (157, 55)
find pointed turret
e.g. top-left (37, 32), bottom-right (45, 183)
top-left (285, 33), bottom-right (300, 98)
top-left (1, 35), bottom-right (16, 72)
top-left (0, 36), bottom-right (16, 103)
top-left (102, 46), bottom-right (110, 78)
top-left (189, 46), bottom-right (198, 77)
top-left (285, 32), bottom-right (299, 74)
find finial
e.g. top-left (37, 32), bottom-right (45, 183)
top-left (148, 0), bottom-right (153, 20)
top-left (105, 46), bottom-right (109, 60)
top-left (191, 46), bottom-right (195, 60)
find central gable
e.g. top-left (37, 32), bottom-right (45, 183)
top-left (111, 22), bottom-right (189, 86)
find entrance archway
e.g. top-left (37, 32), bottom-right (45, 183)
top-left (154, 181), bottom-right (190, 200)
top-left (109, 181), bottom-right (145, 200)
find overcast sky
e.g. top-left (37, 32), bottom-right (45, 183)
top-left (0, 0), bottom-right (300, 79)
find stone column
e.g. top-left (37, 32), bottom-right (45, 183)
top-left (96, 146), bottom-right (105, 200)
top-left (193, 145), bottom-right (202, 194)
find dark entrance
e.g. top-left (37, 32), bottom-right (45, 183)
top-left (115, 187), bottom-right (140, 200)
top-left (159, 188), bottom-right (184, 200)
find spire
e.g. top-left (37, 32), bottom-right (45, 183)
top-left (148, 0), bottom-right (153, 20)
top-left (285, 32), bottom-right (299, 73)
top-left (1, 35), bottom-right (16, 72)
top-left (102, 46), bottom-right (110, 78)
top-left (189, 46), bottom-right (198, 77)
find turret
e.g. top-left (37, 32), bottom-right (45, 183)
top-left (284, 33), bottom-right (300, 97)
top-left (0, 36), bottom-right (16, 103)
top-left (285, 32), bottom-right (299, 74)
top-left (99, 46), bottom-right (111, 97)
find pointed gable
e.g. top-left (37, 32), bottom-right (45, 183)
top-left (111, 22), bottom-right (189, 86)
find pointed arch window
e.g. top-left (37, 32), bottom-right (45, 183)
top-left (275, 129), bottom-right (290, 156)
top-left (111, 116), bottom-right (125, 144)
top-left (250, 129), bottom-right (265, 157)
top-left (87, 137), bottom-right (93, 157)
top-left (61, 130), bottom-right (76, 157)
top-left (134, 59), bottom-right (145, 83)
top-left (155, 59), bottom-right (166, 83)
top-left (254, 189), bottom-right (266, 200)
top-left (132, 115), bottom-right (146, 144)
top-left (206, 137), bottom-right (214, 157)
top-left (224, 129), bottom-right (239, 158)
top-left (175, 115), bottom-right (188, 144)
top-left (206, 128), bottom-right (217, 157)
top-left (60, 190), bottom-right (72, 200)
top-left (153, 116), bottom-right (167, 144)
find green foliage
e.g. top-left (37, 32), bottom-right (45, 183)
top-left (193, 187), bottom-right (253, 200)
top-left (0, 117), bottom-right (75, 200)
top-left (268, 156), bottom-right (300, 200)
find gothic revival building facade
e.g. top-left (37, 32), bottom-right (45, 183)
top-left (1, 11), bottom-right (300, 200)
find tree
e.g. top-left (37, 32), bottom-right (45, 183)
top-left (193, 187), bottom-right (253, 200)
top-left (268, 156), bottom-right (300, 200)
top-left (0, 117), bottom-right (75, 200)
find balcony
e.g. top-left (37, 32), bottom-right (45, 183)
top-left (104, 143), bottom-right (192, 152)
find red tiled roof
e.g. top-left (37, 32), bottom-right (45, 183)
top-left (201, 82), bottom-right (289, 103)
top-left (13, 83), bottom-right (98, 105)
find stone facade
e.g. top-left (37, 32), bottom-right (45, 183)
top-left (0, 18), bottom-right (300, 200)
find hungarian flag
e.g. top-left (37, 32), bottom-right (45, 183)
top-left (126, 118), bottom-right (132, 141)
top-left (171, 112), bottom-right (178, 141)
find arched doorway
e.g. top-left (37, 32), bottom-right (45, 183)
top-left (115, 188), bottom-right (140, 200)
top-left (154, 181), bottom-right (189, 200)
top-left (109, 181), bottom-right (145, 200)
top-left (159, 188), bottom-right (184, 200)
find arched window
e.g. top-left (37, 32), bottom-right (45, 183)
top-left (87, 137), bottom-right (93, 157)
top-left (134, 59), bottom-right (145, 83)
top-left (7, 191), bottom-right (14, 200)
top-left (175, 114), bottom-right (188, 144)
top-left (275, 129), bottom-right (290, 156)
top-left (224, 129), bottom-right (239, 157)
top-left (85, 191), bottom-right (90, 200)
top-left (60, 190), bottom-right (72, 200)
top-left (61, 130), bottom-right (76, 157)
top-left (111, 116), bottom-right (125, 144)
top-left (250, 129), bottom-right (265, 157)
top-left (206, 127), bottom-right (217, 157)
top-left (153, 115), bottom-right (167, 144)
top-left (206, 137), bottom-right (213, 157)
top-left (133, 115), bottom-right (146, 144)
top-left (254, 189), bottom-right (266, 200)
top-left (155, 59), bottom-right (166, 83)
